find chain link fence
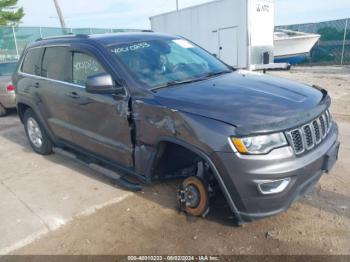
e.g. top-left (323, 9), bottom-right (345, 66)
top-left (1, 20), bottom-right (349, 65)
top-left (0, 26), bottom-right (140, 62)
top-left (276, 18), bottom-right (350, 65)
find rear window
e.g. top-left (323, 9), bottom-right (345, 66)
top-left (42, 47), bottom-right (68, 81)
top-left (0, 62), bottom-right (17, 76)
top-left (21, 48), bottom-right (42, 75)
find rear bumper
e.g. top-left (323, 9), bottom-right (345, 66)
top-left (211, 123), bottom-right (339, 223)
top-left (0, 93), bottom-right (16, 108)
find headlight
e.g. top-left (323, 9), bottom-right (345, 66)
top-left (230, 132), bottom-right (288, 155)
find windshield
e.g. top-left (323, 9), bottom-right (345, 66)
top-left (0, 62), bottom-right (17, 76)
top-left (108, 38), bottom-right (231, 89)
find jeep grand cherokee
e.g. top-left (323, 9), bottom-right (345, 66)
top-left (13, 33), bottom-right (339, 224)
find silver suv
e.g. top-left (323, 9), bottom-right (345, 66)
top-left (0, 61), bottom-right (17, 116)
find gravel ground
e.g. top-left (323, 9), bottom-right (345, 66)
top-left (11, 66), bottom-right (350, 255)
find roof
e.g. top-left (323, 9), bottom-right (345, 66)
top-left (30, 32), bottom-right (179, 48)
top-left (89, 32), bottom-right (177, 45)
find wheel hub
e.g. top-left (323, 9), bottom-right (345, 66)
top-left (178, 184), bottom-right (200, 209)
top-left (27, 117), bottom-right (43, 148)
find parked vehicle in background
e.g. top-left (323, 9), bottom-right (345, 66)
top-left (13, 33), bottom-right (339, 224)
top-left (0, 61), bottom-right (17, 116)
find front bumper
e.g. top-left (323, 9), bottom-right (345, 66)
top-left (211, 123), bottom-right (339, 223)
top-left (0, 93), bottom-right (16, 109)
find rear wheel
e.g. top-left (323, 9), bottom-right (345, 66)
top-left (0, 104), bottom-right (7, 117)
top-left (178, 176), bottom-right (209, 217)
top-left (24, 109), bottom-right (53, 155)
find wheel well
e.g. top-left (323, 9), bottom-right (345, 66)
top-left (151, 141), bottom-right (215, 183)
top-left (151, 142), bottom-right (197, 179)
top-left (17, 103), bottom-right (31, 123)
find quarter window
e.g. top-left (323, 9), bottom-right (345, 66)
top-left (42, 47), bottom-right (68, 81)
top-left (21, 48), bottom-right (42, 75)
top-left (72, 53), bottom-right (106, 86)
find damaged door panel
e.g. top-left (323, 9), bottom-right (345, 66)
top-left (65, 47), bottom-right (135, 167)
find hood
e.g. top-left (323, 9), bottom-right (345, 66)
top-left (154, 71), bottom-right (328, 135)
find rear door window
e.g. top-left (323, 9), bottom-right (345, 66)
top-left (72, 52), bottom-right (106, 86)
top-left (41, 47), bottom-right (69, 81)
top-left (21, 48), bottom-right (42, 75)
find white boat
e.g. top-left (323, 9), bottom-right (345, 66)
top-left (274, 30), bottom-right (320, 64)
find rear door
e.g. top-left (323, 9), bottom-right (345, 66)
top-left (65, 48), bottom-right (134, 167)
top-left (37, 46), bottom-right (74, 142)
top-left (17, 47), bottom-right (43, 101)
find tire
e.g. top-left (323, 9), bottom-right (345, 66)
top-left (178, 176), bottom-right (209, 217)
top-left (24, 109), bottom-right (53, 155)
top-left (0, 104), bottom-right (7, 117)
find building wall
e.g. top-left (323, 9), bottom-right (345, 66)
top-left (150, 0), bottom-right (249, 68)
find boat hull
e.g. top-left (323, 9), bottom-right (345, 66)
top-left (274, 53), bottom-right (308, 64)
top-left (274, 33), bottom-right (320, 64)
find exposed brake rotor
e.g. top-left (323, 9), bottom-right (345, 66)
top-left (178, 176), bottom-right (210, 217)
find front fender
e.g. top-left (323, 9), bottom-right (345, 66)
top-left (132, 98), bottom-right (236, 156)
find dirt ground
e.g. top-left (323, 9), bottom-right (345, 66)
top-left (12, 66), bottom-right (350, 255)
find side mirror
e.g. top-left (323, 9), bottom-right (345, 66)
top-left (86, 73), bottom-right (124, 94)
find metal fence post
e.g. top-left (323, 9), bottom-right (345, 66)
top-left (341, 18), bottom-right (348, 65)
top-left (12, 26), bottom-right (19, 58)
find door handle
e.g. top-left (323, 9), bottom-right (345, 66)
top-left (66, 92), bottom-right (80, 99)
top-left (34, 82), bottom-right (40, 88)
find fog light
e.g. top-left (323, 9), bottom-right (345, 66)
top-left (255, 178), bottom-right (291, 195)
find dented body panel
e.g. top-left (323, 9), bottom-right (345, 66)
top-left (132, 98), bottom-right (235, 176)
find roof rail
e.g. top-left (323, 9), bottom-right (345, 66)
top-left (35, 33), bottom-right (89, 42)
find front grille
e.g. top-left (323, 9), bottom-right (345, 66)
top-left (290, 129), bottom-right (304, 154)
top-left (319, 115), bottom-right (326, 137)
top-left (313, 120), bottom-right (321, 142)
top-left (286, 110), bottom-right (332, 155)
top-left (303, 125), bottom-right (313, 148)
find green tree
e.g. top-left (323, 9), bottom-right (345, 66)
top-left (0, 0), bottom-right (24, 26)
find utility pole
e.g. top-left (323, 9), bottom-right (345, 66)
top-left (176, 0), bottom-right (179, 11)
top-left (53, 0), bottom-right (67, 29)
top-left (341, 18), bottom-right (348, 65)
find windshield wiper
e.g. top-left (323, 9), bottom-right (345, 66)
top-left (198, 70), bottom-right (232, 79)
top-left (150, 78), bottom-right (207, 92)
top-left (150, 70), bottom-right (232, 92)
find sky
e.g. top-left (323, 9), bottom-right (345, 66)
top-left (17, 0), bottom-right (350, 29)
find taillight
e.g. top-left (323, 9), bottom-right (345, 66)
top-left (6, 84), bottom-right (15, 92)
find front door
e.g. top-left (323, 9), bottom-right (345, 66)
top-left (66, 50), bottom-right (134, 168)
top-left (218, 27), bottom-right (238, 67)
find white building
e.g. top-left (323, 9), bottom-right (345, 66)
top-left (150, 0), bottom-right (278, 69)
